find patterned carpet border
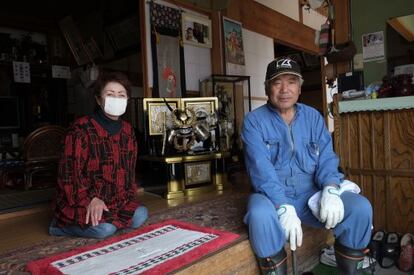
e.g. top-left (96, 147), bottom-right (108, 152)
top-left (26, 220), bottom-right (240, 275)
top-left (0, 192), bottom-right (248, 274)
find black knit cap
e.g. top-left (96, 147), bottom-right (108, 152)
top-left (265, 57), bottom-right (302, 82)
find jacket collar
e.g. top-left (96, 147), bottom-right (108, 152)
top-left (266, 102), bottom-right (303, 115)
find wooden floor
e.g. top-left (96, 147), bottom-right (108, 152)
top-left (0, 172), bottom-right (328, 274)
top-left (0, 187), bottom-right (263, 274)
top-left (0, 189), bottom-right (234, 255)
top-left (0, 169), bottom-right (247, 252)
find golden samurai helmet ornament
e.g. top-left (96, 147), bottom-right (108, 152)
top-left (162, 98), bottom-right (212, 153)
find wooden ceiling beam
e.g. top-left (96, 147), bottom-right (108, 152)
top-left (238, 0), bottom-right (319, 54)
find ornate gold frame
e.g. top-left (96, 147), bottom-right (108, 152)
top-left (184, 161), bottom-right (211, 186)
top-left (143, 98), bottom-right (179, 136)
top-left (180, 97), bottom-right (218, 118)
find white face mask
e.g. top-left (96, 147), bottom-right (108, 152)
top-left (103, 97), bottom-right (127, 116)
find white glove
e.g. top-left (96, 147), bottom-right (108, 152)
top-left (277, 204), bottom-right (303, 251)
top-left (320, 185), bottom-right (344, 229)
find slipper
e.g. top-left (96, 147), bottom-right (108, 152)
top-left (378, 232), bottom-right (400, 269)
top-left (369, 230), bottom-right (386, 262)
top-left (397, 233), bottom-right (414, 272)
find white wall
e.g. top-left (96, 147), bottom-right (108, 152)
top-left (302, 6), bottom-right (327, 30)
top-left (254, 0), bottom-right (327, 30)
top-left (243, 29), bottom-right (274, 111)
top-left (184, 45), bottom-right (212, 91)
top-left (254, 0), bottom-right (300, 21)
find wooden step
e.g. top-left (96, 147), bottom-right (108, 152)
top-left (177, 226), bottom-right (330, 274)
top-left (176, 239), bottom-right (257, 275)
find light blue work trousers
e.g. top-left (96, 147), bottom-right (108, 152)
top-left (49, 206), bottom-right (148, 239)
top-left (244, 192), bottom-right (372, 258)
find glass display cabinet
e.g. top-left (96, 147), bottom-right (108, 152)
top-left (200, 74), bottom-right (251, 164)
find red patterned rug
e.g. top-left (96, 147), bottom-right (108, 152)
top-left (0, 192), bottom-right (248, 274)
top-left (26, 220), bottom-right (239, 275)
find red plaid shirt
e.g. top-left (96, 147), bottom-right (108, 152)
top-left (53, 116), bottom-right (140, 229)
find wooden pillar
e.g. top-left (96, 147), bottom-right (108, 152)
top-left (331, 0), bottom-right (351, 74)
top-left (139, 0), bottom-right (151, 97)
top-left (211, 10), bottom-right (224, 74)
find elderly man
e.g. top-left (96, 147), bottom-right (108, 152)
top-left (241, 57), bottom-right (372, 275)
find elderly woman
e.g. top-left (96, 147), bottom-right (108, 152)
top-left (241, 57), bottom-right (372, 275)
top-left (49, 71), bottom-right (148, 239)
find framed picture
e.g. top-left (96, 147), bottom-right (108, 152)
top-left (184, 161), bottom-right (211, 186)
top-left (214, 82), bottom-right (235, 124)
top-left (181, 97), bottom-right (218, 118)
top-left (58, 16), bottom-right (90, 66)
top-left (214, 82), bottom-right (237, 152)
top-left (223, 17), bottom-right (245, 66)
top-left (181, 13), bottom-right (212, 48)
top-left (143, 98), bottom-right (179, 136)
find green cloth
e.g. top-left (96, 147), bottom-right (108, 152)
top-left (339, 95), bottom-right (414, 113)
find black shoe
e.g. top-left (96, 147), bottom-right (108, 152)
top-left (369, 230), bottom-right (386, 262)
top-left (378, 232), bottom-right (400, 269)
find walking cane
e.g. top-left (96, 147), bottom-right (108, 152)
top-left (291, 249), bottom-right (298, 275)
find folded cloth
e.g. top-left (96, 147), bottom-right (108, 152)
top-left (308, 180), bottom-right (361, 222)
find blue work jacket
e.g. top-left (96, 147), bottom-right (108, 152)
top-left (241, 102), bottom-right (343, 207)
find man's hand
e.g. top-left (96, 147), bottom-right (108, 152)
top-left (277, 204), bottom-right (303, 251)
top-left (320, 185), bottom-right (344, 229)
top-left (86, 197), bottom-right (109, 226)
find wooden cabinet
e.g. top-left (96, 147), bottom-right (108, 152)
top-left (333, 95), bottom-right (414, 233)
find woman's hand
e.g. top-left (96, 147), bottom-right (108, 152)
top-left (86, 197), bottom-right (109, 226)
